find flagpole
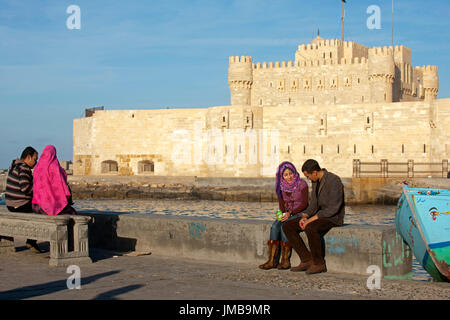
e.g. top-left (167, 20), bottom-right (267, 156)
top-left (341, 0), bottom-right (344, 42)
top-left (392, 0), bottom-right (394, 47)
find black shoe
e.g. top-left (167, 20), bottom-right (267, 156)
top-left (26, 240), bottom-right (44, 254)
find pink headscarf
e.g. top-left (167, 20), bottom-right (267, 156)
top-left (32, 145), bottom-right (71, 215)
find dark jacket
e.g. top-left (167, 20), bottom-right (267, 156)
top-left (303, 169), bottom-right (345, 226)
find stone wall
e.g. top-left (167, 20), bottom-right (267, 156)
top-left (73, 99), bottom-right (450, 178)
top-left (84, 212), bottom-right (412, 279)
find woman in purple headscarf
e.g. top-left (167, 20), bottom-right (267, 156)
top-left (259, 161), bottom-right (308, 270)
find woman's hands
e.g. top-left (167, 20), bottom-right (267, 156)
top-left (281, 211), bottom-right (291, 222)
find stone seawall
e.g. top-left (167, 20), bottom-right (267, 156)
top-left (83, 212), bottom-right (412, 279)
top-left (67, 175), bottom-right (449, 205)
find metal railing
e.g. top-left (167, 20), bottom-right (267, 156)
top-left (353, 159), bottom-right (449, 178)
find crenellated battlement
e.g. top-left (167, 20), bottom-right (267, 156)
top-left (369, 46), bottom-right (394, 56)
top-left (229, 56), bottom-right (253, 64)
top-left (296, 39), bottom-right (369, 50)
top-left (253, 57), bottom-right (368, 70)
top-left (421, 65), bottom-right (438, 73)
top-left (393, 45), bottom-right (411, 53)
top-left (297, 39), bottom-right (342, 50)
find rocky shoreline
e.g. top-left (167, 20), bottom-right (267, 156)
top-left (69, 181), bottom-right (277, 202)
top-left (1, 174), bottom-right (448, 204)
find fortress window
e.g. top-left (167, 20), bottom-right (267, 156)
top-left (321, 145), bottom-right (323, 154)
top-left (303, 145), bottom-right (306, 154)
top-left (337, 145), bottom-right (340, 154)
top-left (288, 146), bottom-right (290, 154)
top-left (354, 145), bottom-right (357, 154)
top-left (384, 93), bottom-right (387, 101)
top-left (288, 98), bottom-right (291, 104)
top-left (138, 160), bottom-right (154, 174)
top-left (372, 145), bottom-right (374, 154)
top-left (423, 144), bottom-right (426, 153)
top-left (101, 160), bottom-right (118, 174)
top-left (367, 117), bottom-right (370, 124)
top-left (259, 99), bottom-right (263, 106)
top-left (330, 52), bottom-right (332, 58)
top-left (402, 144), bottom-right (405, 153)
top-left (223, 116), bottom-right (226, 122)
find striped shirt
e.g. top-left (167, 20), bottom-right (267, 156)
top-left (5, 159), bottom-right (33, 208)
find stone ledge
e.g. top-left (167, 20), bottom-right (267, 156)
top-left (84, 212), bottom-right (412, 279)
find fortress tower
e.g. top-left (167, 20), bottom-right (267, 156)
top-left (368, 47), bottom-right (395, 103)
top-left (228, 56), bottom-right (253, 106)
top-left (422, 66), bottom-right (439, 101)
top-left (228, 37), bottom-right (438, 107)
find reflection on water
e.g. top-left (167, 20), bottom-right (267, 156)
top-left (73, 198), bottom-right (432, 282)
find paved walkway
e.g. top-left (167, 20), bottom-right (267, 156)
top-left (0, 240), bottom-right (449, 301)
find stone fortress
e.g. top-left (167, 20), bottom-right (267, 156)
top-left (73, 36), bottom-right (449, 178)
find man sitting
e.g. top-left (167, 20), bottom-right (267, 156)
top-left (282, 159), bottom-right (345, 274)
top-left (5, 146), bottom-right (43, 253)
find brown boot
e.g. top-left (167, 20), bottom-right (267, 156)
top-left (290, 260), bottom-right (312, 272)
top-left (306, 262), bottom-right (327, 275)
top-left (258, 240), bottom-right (280, 270)
top-left (277, 242), bottom-right (292, 270)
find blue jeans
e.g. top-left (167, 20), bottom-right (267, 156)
top-left (269, 214), bottom-right (298, 242)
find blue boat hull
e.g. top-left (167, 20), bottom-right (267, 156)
top-left (395, 185), bottom-right (450, 282)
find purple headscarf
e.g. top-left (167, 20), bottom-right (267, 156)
top-left (275, 161), bottom-right (301, 198)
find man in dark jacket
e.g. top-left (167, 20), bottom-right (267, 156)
top-left (282, 159), bottom-right (345, 274)
top-left (5, 146), bottom-right (43, 253)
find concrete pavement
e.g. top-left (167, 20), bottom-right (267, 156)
top-left (0, 239), bottom-right (449, 301)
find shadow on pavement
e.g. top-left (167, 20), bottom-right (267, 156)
top-left (92, 284), bottom-right (144, 300)
top-left (0, 270), bottom-right (121, 300)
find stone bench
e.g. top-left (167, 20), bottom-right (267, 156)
top-left (0, 208), bottom-right (92, 267)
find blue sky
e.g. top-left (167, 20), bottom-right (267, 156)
top-left (0, 0), bottom-right (449, 169)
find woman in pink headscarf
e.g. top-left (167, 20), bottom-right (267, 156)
top-left (32, 145), bottom-right (76, 215)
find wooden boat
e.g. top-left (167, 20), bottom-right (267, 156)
top-left (395, 183), bottom-right (450, 282)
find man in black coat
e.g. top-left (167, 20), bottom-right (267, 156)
top-left (282, 159), bottom-right (345, 274)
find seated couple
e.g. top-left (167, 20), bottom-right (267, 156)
top-left (4, 145), bottom-right (76, 252)
top-left (259, 159), bottom-right (345, 275)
